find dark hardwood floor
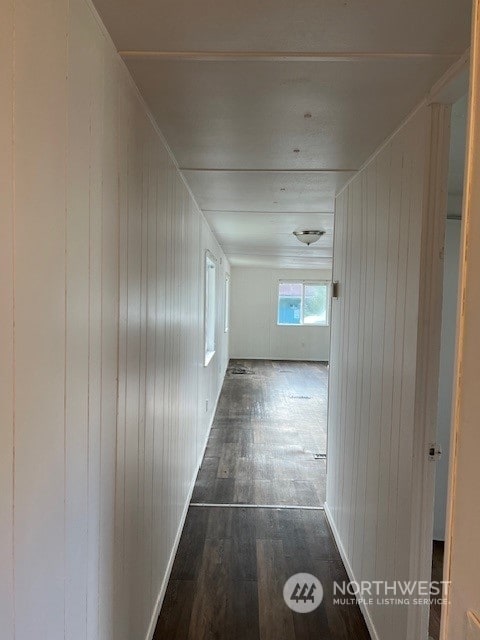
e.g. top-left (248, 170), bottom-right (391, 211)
top-left (154, 359), bottom-right (371, 639)
top-left (192, 359), bottom-right (328, 507)
top-left (429, 541), bottom-right (445, 640)
top-left (154, 506), bottom-right (371, 640)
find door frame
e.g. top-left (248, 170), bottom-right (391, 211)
top-left (441, 0), bottom-right (480, 635)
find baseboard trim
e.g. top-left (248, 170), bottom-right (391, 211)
top-left (324, 502), bottom-right (380, 640)
top-left (230, 357), bottom-right (329, 363)
top-left (144, 480), bottom-right (193, 640)
top-left (144, 362), bottom-right (228, 640)
top-left (190, 502), bottom-right (325, 510)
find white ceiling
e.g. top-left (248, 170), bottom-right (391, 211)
top-left (205, 211), bottom-right (334, 269)
top-left (181, 171), bottom-right (350, 212)
top-left (122, 58), bottom-right (458, 171)
top-left (94, 0), bottom-right (471, 268)
top-left (93, 0), bottom-right (470, 53)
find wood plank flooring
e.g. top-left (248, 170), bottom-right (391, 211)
top-left (192, 360), bottom-right (328, 507)
top-left (429, 541), bottom-right (445, 640)
top-left (154, 360), bottom-right (371, 639)
top-left (154, 507), bottom-right (371, 640)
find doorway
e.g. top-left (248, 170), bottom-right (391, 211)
top-left (428, 93), bottom-right (468, 640)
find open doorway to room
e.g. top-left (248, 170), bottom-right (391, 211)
top-left (215, 270), bottom-right (332, 506)
top-left (428, 93), bottom-right (468, 640)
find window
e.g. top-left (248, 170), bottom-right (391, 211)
top-left (277, 281), bottom-right (330, 326)
top-left (224, 273), bottom-right (230, 333)
top-left (204, 252), bottom-right (216, 365)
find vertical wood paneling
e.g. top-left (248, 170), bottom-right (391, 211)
top-left (86, 26), bottom-right (105, 640)
top-left (143, 135), bottom-right (156, 633)
top-left (113, 67), bottom-right (134, 640)
top-left (94, 7), bottom-right (230, 637)
top-left (65, 1), bottom-right (94, 636)
top-left (98, 31), bottom-right (120, 640)
top-left (2, 1), bottom-right (230, 639)
top-left (326, 105), bottom-right (450, 640)
top-left (13, 1), bottom-right (68, 637)
top-left (0, 2), bottom-right (14, 637)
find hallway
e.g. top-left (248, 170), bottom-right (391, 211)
top-left (193, 360), bottom-right (327, 507)
top-left (2, 1), bottom-right (478, 638)
top-left (154, 360), bottom-right (371, 639)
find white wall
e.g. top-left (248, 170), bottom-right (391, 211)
top-left (326, 104), bottom-right (450, 640)
top-left (0, 2), bottom-right (14, 635)
top-left (0, 1), bottom-right (229, 639)
top-left (433, 219), bottom-right (461, 541)
top-left (230, 267), bottom-right (331, 361)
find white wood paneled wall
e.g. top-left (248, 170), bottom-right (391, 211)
top-left (0, 1), bottom-right (229, 639)
top-left (326, 104), bottom-right (451, 640)
top-left (230, 267), bottom-right (332, 361)
top-left (0, 0), bottom-right (14, 636)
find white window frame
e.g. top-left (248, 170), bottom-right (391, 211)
top-left (204, 251), bottom-right (216, 366)
top-left (277, 279), bottom-right (331, 327)
top-left (224, 273), bottom-right (230, 333)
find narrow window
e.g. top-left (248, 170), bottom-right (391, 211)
top-left (204, 252), bottom-right (216, 365)
top-left (277, 281), bottom-right (330, 326)
top-left (224, 273), bottom-right (230, 333)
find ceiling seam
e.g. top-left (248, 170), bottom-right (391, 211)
top-left (180, 168), bottom-right (358, 173)
top-left (118, 50), bottom-right (463, 61)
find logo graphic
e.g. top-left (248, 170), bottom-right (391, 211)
top-left (283, 573), bottom-right (323, 613)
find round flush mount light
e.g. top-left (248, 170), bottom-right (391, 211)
top-left (293, 230), bottom-right (325, 246)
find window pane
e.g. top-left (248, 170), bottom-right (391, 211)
top-left (303, 284), bottom-right (328, 325)
top-left (278, 282), bottom-right (302, 324)
top-left (278, 295), bottom-right (302, 324)
top-left (205, 254), bottom-right (216, 363)
top-left (224, 274), bottom-right (230, 332)
top-left (279, 282), bottom-right (303, 297)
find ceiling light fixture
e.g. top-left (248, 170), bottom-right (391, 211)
top-left (293, 230), bottom-right (325, 246)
